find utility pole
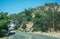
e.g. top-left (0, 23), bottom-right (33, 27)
top-left (52, 6), bottom-right (57, 32)
top-left (52, 10), bottom-right (55, 32)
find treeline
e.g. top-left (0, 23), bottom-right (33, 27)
top-left (0, 3), bottom-right (60, 36)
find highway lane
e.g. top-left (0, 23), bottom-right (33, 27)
top-left (8, 30), bottom-right (60, 39)
top-left (13, 30), bottom-right (32, 39)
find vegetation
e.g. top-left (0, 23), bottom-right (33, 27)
top-left (0, 3), bottom-right (60, 36)
top-left (0, 12), bottom-right (10, 36)
top-left (9, 3), bottom-right (60, 32)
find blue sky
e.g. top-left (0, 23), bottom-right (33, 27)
top-left (0, 0), bottom-right (60, 14)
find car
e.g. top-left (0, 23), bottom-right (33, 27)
top-left (8, 29), bottom-right (16, 35)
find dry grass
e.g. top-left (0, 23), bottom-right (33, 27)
top-left (33, 31), bottom-right (60, 36)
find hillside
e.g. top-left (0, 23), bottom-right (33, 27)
top-left (9, 3), bottom-right (60, 32)
top-left (37, 3), bottom-right (60, 11)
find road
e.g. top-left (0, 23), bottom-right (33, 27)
top-left (8, 30), bottom-right (60, 39)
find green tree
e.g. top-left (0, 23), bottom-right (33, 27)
top-left (0, 12), bottom-right (9, 36)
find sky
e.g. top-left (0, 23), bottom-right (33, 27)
top-left (0, 0), bottom-right (60, 14)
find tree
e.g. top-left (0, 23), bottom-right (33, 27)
top-left (0, 12), bottom-right (10, 36)
top-left (31, 9), bottom-right (49, 32)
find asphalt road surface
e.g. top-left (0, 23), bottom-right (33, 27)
top-left (8, 30), bottom-right (60, 39)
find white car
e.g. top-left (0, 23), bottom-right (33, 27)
top-left (8, 29), bottom-right (16, 35)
